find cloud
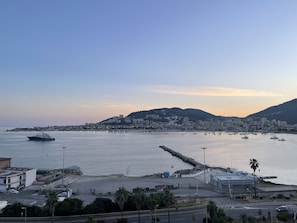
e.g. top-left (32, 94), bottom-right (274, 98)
top-left (149, 85), bottom-right (282, 97)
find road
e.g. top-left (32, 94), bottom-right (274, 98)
top-left (1, 200), bottom-right (296, 222)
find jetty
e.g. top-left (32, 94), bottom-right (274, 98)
top-left (159, 145), bottom-right (206, 169)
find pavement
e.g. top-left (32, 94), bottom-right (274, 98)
top-left (1, 168), bottom-right (216, 208)
top-left (2, 167), bottom-right (296, 208)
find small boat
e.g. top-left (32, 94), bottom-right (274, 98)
top-left (27, 132), bottom-right (55, 141)
top-left (241, 135), bottom-right (249, 140)
top-left (270, 135), bottom-right (279, 140)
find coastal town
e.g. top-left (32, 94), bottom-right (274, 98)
top-left (9, 114), bottom-right (297, 134)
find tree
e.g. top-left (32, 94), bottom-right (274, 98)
top-left (46, 191), bottom-right (59, 223)
top-left (249, 158), bottom-right (259, 197)
top-left (206, 201), bottom-right (233, 223)
top-left (131, 187), bottom-right (146, 223)
top-left (207, 200), bottom-right (218, 221)
top-left (1, 202), bottom-right (24, 217)
top-left (160, 189), bottom-right (175, 223)
top-left (85, 216), bottom-right (98, 223)
top-left (114, 187), bottom-right (130, 219)
top-left (257, 209), bottom-right (263, 222)
top-left (55, 198), bottom-right (83, 216)
top-left (160, 189), bottom-right (174, 207)
top-left (146, 193), bottom-right (159, 222)
top-left (83, 197), bottom-right (118, 214)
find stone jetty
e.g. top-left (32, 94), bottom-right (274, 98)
top-left (159, 145), bottom-right (206, 169)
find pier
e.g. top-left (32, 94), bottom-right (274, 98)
top-left (159, 145), bottom-right (206, 169)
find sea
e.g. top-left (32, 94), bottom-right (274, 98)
top-left (1, 127), bottom-right (296, 185)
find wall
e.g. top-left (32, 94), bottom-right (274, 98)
top-left (25, 168), bottom-right (36, 187)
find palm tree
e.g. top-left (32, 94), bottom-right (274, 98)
top-left (249, 158), bottom-right (259, 197)
top-left (114, 187), bottom-right (129, 219)
top-left (132, 187), bottom-right (146, 223)
top-left (46, 191), bottom-right (58, 223)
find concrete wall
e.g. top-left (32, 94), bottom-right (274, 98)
top-left (25, 168), bottom-right (36, 187)
top-left (10, 175), bottom-right (21, 189)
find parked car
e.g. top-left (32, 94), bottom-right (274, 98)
top-left (9, 188), bottom-right (19, 194)
top-left (276, 206), bottom-right (289, 212)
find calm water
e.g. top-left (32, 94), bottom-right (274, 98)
top-left (1, 128), bottom-right (296, 185)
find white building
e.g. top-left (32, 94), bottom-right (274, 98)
top-left (0, 167), bottom-right (36, 192)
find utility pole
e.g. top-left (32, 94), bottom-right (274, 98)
top-left (201, 147), bottom-right (207, 183)
top-left (62, 146), bottom-right (66, 185)
top-left (21, 207), bottom-right (27, 223)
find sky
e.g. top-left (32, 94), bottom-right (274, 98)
top-left (1, 0), bottom-right (297, 127)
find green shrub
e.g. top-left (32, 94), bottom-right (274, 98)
top-left (277, 193), bottom-right (285, 199)
top-left (276, 212), bottom-right (293, 222)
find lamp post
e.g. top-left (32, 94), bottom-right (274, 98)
top-left (154, 204), bottom-right (159, 223)
top-left (62, 146), bottom-right (66, 185)
top-left (201, 147), bottom-right (207, 183)
top-left (21, 207), bottom-right (27, 223)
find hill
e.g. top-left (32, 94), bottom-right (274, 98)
top-left (100, 98), bottom-right (297, 126)
top-left (126, 107), bottom-right (221, 122)
top-left (247, 98), bottom-right (297, 125)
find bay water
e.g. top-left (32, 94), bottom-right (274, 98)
top-left (1, 128), bottom-right (296, 185)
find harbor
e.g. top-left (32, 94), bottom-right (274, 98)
top-left (1, 130), bottom-right (297, 185)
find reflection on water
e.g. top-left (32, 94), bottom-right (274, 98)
top-left (0, 129), bottom-right (296, 185)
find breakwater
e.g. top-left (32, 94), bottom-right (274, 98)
top-left (159, 145), bottom-right (206, 169)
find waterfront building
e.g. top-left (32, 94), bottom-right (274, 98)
top-left (0, 158), bottom-right (36, 192)
top-left (210, 171), bottom-right (254, 196)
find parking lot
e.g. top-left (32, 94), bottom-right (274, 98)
top-left (1, 170), bottom-right (214, 207)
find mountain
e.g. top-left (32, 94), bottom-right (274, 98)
top-left (247, 98), bottom-right (297, 125)
top-left (100, 98), bottom-right (297, 126)
top-left (126, 107), bottom-right (221, 122)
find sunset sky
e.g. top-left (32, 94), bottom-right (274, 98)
top-left (1, 0), bottom-right (297, 127)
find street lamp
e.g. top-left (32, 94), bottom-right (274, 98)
top-left (21, 207), bottom-right (27, 223)
top-left (201, 147), bottom-right (207, 183)
top-left (154, 204), bottom-right (159, 223)
top-left (62, 146), bottom-right (66, 185)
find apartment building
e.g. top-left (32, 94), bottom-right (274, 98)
top-left (0, 158), bottom-right (36, 192)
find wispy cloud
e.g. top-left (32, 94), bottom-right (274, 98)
top-left (149, 85), bottom-right (281, 97)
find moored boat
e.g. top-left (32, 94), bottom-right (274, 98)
top-left (270, 135), bottom-right (279, 140)
top-left (27, 133), bottom-right (55, 141)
